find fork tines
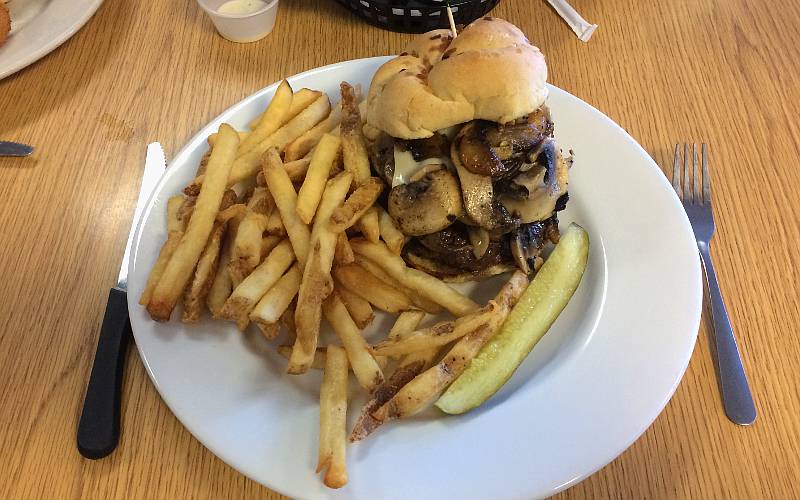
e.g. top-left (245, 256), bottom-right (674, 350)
top-left (672, 143), bottom-right (710, 205)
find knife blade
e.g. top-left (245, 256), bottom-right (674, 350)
top-left (0, 141), bottom-right (34, 157)
top-left (77, 143), bottom-right (166, 459)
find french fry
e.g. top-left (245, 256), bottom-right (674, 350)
top-left (276, 344), bottom-right (388, 372)
top-left (182, 182), bottom-right (200, 196)
top-left (207, 265), bottom-right (233, 317)
top-left (373, 324), bottom-right (494, 422)
top-left (281, 300), bottom-right (297, 338)
top-left (287, 90), bottom-right (324, 118)
top-left (196, 150), bottom-right (211, 176)
top-left (372, 303), bottom-right (499, 356)
top-left (284, 158), bottom-right (312, 182)
top-left (250, 263), bottom-right (302, 333)
top-left (183, 188), bottom-right (236, 227)
top-left (296, 134), bottom-right (342, 224)
top-left (350, 239), bottom-right (478, 316)
top-left (207, 209), bottom-right (243, 315)
top-left (221, 189), bottom-right (239, 211)
top-left (329, 177), bottom-right (384, 233)
top-left (377, 206), bottom-right (405, 254)
top-left (262, 148), bottom-right (311, 268)
top-left (146, 124), bottom-right (239, 321)
top-left (182, 222), bottom-right (225, 323)
top-left (167, 196), bottom-right (186, 233)
top-left (333, 263), bottom-right (412, 313)
top-left (392, 346), bottom-right (440, 381)
top-left (140, 196), bottom-right (188, 306)
top-left (139, 232), bottom-right (182, 306)
top-left (208, 130), bottom-right (250, 147)
top-left (261, 235), bottom-right (282, 259)
top-left (388, 310), bottom-right (426, 341)
top-left (229, 188), bottom-right (273, 283)
top-left (289, 172), bottom-right (353, 374)
top-left (178, 195), bottom-right (197, 224)
top-left (250, 88), bottom-right (321, 129)
top-left (329, 147), bottom-right (344, 177)
top-left (317, 345), bottom-right (349, 489)
top-left (340, 83), bottom-right (381, 241)
top-left (277, 345), bottom-right (328, 370)
top-left (349, 357), bottom-right (426, 443)
top-left (392, 308), bottom-right (441, 372)
top-left (333, 232), bottom-right (354, 265)
top-left (356, 208), bottom-right (381, 243)
top-left (322, 293), bottom-right (384, 392)
top-left (219, 239), bottom-right (295, 327)
top-left (247, 185), bottom-right (274, 213)
top-left (238, 80), bottom-right (293, 156)
top-left (257, 322), bottom-right (280, 340)
top-left (339, 83), bottom-right (371, 184)
top-left (350, 310), bottom-right (429, 442)
top-left (352, 254), bottom-right (441, 314)
top-left (335, 282), bottom-right (374, 329)
top-left (181, 190), bottom-right (238, 321)
top-left (235, 176), bottom-right (259, 205)
top-left (370, 272), bottom-right (527, 423)
top-left (229, 211), bottom-right (270, 284)
top-left (352, 254), bottom-right (394, 284)
top-left (187, 95), bottom-right (330, 192)
top-left (265, 209), bottom-right (286, 236)
top-left (216, 204), bottom-right (247, 222)
top-left (284, 101), bottom-right (343, 161)
top-left (226, 94), bottom-right (331, 186)
top-left (391, 310), bottom-right (440, 384)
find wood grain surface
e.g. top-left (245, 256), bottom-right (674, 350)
top-left (1, 0), bottom-right (799, 498)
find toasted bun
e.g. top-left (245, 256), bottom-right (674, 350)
top-left (366, 18), bottom-right (548, 139)
top-left (0, 2), bottom-right (10, 48)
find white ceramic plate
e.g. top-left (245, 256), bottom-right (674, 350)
top-left (0, 0), bottom-right (103, 80)
top-left (128, 57), bottom-right (702, 499)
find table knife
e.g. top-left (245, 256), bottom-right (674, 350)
top-left (77, 143), bottom-right (166, 459)
top-left (0, 141), bottom-right (34, 157)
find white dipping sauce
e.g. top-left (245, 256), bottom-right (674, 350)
top-left (217, 0), bottom-right (267, 15)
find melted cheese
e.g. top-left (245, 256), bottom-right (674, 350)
top-left (392, 148), bottom-right (449, 187)
top-left (391, 126), bottom-right (460, 187)
top-left (499, 165), bottom-right (568, 223)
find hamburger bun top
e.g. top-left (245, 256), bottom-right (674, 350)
top-left (366, 17), bottom-right (548, 139)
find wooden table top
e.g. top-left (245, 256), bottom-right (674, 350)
top-left (2, 0), bottom-right (799, 498)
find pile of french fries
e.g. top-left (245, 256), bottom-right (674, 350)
top-left (139, 80), bottom-right (529, 488)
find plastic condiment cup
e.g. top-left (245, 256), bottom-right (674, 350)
top-left (196, 0), bottom-right (279, 43)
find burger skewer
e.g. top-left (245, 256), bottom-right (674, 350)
top-left (446, 4), bottom-right (458, 39)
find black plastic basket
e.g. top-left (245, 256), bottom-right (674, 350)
top-left (336, 0), bottom-right (501, 33)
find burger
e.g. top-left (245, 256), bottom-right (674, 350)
top-left (363, 17), bottom-right (570, 281)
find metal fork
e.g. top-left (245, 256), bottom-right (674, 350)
top-left (672, 143), bottom-right (756, 425)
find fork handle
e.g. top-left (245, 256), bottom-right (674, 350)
top-left (698, 244), bottom-right (757, 425)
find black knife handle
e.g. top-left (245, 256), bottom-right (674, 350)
top-left (77, 288), bottom-right (130, 459)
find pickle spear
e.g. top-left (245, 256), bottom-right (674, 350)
top-left (435, 223), bottom-right (589, 414)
